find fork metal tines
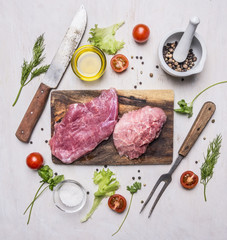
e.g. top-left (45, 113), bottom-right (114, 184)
top-left (140, 155), bottom-right (184, 218)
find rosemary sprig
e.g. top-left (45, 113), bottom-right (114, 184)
top-left (200, 134), bottom-right (222, 201)
top-left (174, 81), bottom-right (227, 117)
top-left (12, 34), bottom-right (50, 106)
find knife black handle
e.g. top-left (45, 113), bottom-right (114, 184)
top-left (178, 101), bottom-right (216, 157)
top-left (15, 83), bottom-right (51, 143)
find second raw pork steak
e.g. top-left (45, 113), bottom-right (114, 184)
top-left (113, 106), bottom-right (167, 159)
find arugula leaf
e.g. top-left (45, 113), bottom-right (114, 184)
top-left (49, 175), bottom-right (65, 191)
top-left (174, 81), bottom-right (227, 118)
top-left (174, 99), bottom-right (193, 118)
top-left (112, 182), bottom-right (141, 236)
top-left (127, 181), bottom-right (142, 194)
top-left (88, 22), bottom-right (125, 55)
top-left (81, 168), bottom-right (120, 223)
top-left (24, 165), bottom-right (64, 224)
top-left (38, 165), bottom-right (53, 182)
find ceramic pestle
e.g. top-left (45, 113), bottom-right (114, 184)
top-left (173, 16), bottom-right (200, 63)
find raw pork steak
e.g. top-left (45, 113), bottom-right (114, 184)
top-left (113, 106), bottom-right (167, 159)
top-left (49, 88), bottom-right (118, 164)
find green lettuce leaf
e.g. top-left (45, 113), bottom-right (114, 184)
top-left (88, 22), bottom-right (125, 55)
top-left (81, 168), bottom-right (120, 223)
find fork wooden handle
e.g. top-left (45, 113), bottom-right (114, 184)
top-left (178, 101), bottom-right (216, 157)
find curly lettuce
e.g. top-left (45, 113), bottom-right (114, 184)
top-left (88, 22), bottom-right (125, 55)
top-left (81, 168), bottom-right (120, 222)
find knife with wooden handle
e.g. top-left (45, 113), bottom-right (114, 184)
top-left (16, 5), bottom-right (87, 143)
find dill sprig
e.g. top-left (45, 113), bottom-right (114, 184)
top-left (200, 134), bottom-right (222, 201)
top-left (12, 34), bottom-right (50, 106)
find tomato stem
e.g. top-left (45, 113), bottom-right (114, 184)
top-left (112, 194), bottom-right (133, 236)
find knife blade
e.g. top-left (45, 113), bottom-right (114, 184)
top-left (15, 5), bottom-right (87, 143)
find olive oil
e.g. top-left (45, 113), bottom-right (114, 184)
top-left (77, 52), bottom-right (101, 77)
top-left (71, 45), bottom-right (106, 81)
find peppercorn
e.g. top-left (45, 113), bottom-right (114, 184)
top-left (163, 42), bottom-right (197, 72)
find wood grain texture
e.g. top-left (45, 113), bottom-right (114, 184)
top-left (50, 90), bottom-right (174, 165)
top-left (16, 83), bottom-right (51, 142)
top-left (178, 101), bottom-right (216, 157)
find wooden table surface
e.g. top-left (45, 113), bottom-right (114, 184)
top-left (1, 0), bottom-right (227, 239)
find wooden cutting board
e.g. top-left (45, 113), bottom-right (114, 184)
top-left (51, 90), bottom-right (174, 165)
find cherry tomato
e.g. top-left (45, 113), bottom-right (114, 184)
top-left (110, 54), bottom-right (129, 73)
top-left (132, 24), bottom-right (150, 43)
top-left (26, 152), bottom-right (44, 170)
top-left (180, 171), bottom-right (198, 189)
top-left (108, 194), bottom-right (127, 213)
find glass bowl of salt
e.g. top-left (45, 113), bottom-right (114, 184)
top-left (53, 179), bottom-right (87, 213)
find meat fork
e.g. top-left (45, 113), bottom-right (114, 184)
top-left (140, 101), bottom-right (216, 218)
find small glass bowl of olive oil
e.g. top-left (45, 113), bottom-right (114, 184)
top-left (71, 45), bottom-right (106, 81)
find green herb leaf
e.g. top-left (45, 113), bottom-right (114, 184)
top-left (24, 65), bottom-right (50, 86)
top-left (24, 165), bottom-right (64, 224)
top-left (174, 81), bottom-right (227, 118)
top-left (38, 165), bottom-right (53, 182)
top-left (12, 34), bottom-right (49, 106)
top-left (112, 182), bottom-right (142, 236)
top-left (174, 99), bottom-right (193, 118)
top-left (21, 60), bottom-right (33, 85)
top-left (200, 134), bottom-right (222, 201)
top-left (88, 22), bottom-right (125, 55)
top-left (49, 175), bottom-right (64, 191)
top-left (32, 34), bottom-right (45, 67)
top-left (127, 181), bottom-right (142, 194)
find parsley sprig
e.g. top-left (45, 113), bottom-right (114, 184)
top-left (112, 182), bottom-right (141, 236)
top-left (174, 81), bottom-right (227, 117)
top-left (200, 134), bottom-right (222, 201)
top-left (24, 165), bottom-right (64, 224)
top-left (12, 34), bottom-right (50, 106)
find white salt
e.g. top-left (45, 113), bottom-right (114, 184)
top-left (59, 182), bottom-right (84, 207)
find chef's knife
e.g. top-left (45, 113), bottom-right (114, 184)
top-left (16, 5), bottom-right (87, 142)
